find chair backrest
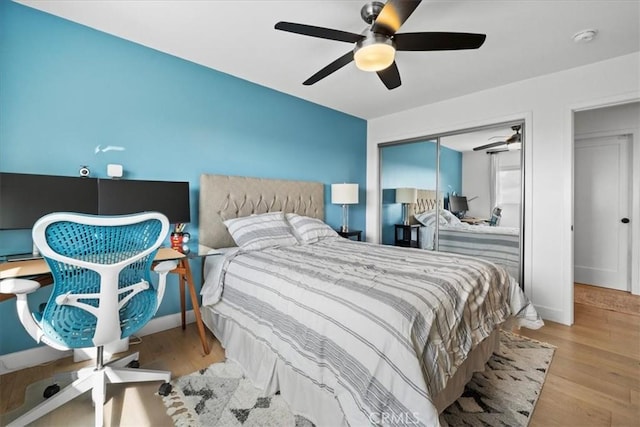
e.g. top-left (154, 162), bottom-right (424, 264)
top-left (33, 212), bottom-right (170, 348)
top-left (489, 207), bottom-right (502, 226)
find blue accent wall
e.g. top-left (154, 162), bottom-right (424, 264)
top-left (0, 1), bottom-right (367, 355)
top-left (380, 141), bottom-right (462, 245)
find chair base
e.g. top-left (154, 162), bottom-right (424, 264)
top-left (5, 352), bottom-right (171, 427)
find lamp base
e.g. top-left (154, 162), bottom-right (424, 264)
top-left (341, 204), bottom-right (350, 233)
top-left (402, 203), bottom-right (411, 226)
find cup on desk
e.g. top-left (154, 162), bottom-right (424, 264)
top-left (170, 232), bottom-right (190, 254)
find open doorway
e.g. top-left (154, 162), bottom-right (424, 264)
top-left (573, 101), bottom-right (640, 312)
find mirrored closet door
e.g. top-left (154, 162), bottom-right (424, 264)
top-left (379, 121), bottom-right (525, 287)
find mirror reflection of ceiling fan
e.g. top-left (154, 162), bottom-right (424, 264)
top-left (473, 125), bottom-right (522, 152)
top-left (274, 0), bottom-right (486, 90)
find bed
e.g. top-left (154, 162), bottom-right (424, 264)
top-left (197, 174), bottom-right (540, 427)
top-left (409, 190), bottom-right (521, 281)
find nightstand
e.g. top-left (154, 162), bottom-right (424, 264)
top-left (337, 230), bottom-right (362, 241)
top-left (394, 224), bottom-right (421, 248)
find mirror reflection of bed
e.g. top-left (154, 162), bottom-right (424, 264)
top-left (411, 190), bottom-right (521, 282)
top-left (379, 122), bottom-right (524, 286)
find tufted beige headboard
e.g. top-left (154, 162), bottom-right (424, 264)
top-left (199, 174), bottom-right (324, 249)
top-left (407, 189), bottom-right (444, 224)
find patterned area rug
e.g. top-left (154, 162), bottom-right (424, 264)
top-left (162, 331), bottom-right (554, 427)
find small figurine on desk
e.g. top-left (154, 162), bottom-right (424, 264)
top-left (171, 223), bottom-right (190, 254)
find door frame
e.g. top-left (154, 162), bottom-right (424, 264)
top-left (566, 93), bottom-right (640, 324)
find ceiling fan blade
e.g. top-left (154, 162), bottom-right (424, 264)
top-left (377, 61), bottom-right (402, 90)
top-left (303, 51), bottom-right (354, 86)
top-left (371, 0), bottom-right (422, 36)
top-left (395, 32), bottom-right (486, 51)
top-left (486, 149), bottom-right (509, 154)
top-left (474, 141), bottom-right (506, 151)
top-left (275, 22), bottom-right (364, 43)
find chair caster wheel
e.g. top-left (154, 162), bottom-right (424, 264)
top-left (158, 382), bottom-right (172, 396)
top-left (126, 360), bottom-right (140, 368)
top-left (43, 384), bottom-right (60, 399)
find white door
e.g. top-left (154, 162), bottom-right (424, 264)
top-left (574, 135), bottom-right (630, 291)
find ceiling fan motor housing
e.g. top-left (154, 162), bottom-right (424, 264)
top-left (361, 1), bottom-right (386, 24)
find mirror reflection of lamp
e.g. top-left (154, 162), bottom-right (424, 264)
top-left (331, 183), bottom-right (359, 232)
top-left (396, 188), bottom-right (417, 225)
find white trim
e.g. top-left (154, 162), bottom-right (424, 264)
top-left (0, 310), bottom-right (196, 375)
top-left (565, 91), bottom-right (640, 324)
top-left (533, 305), bottom-right (566, 324)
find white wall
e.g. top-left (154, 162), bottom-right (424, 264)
top-left (462, 150), bottom-right (490, 218)
top-left (366, 52), bottom-right (640, 325)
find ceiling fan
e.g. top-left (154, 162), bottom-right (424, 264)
top-left (274, 0), bottom-right (486, 90)
top-left (474, 125), bottom-right (522, 152)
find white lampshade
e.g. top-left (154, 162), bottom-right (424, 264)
top-left (331, 183), bottom-right (359, 205)
top-left (396, 187), bottom-right (417, 204)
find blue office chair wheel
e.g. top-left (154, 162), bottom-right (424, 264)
top-left (126, 360), bottom-right (140, 369)
top-left (158, 382), bottom-right (172, 396)
top-left (43, 384), bottom-right (60, 399)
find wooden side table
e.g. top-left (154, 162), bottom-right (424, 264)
top-left (337, 230), bottom-right (362, 241)
top-left (170, 257), bottom-right (210, 355)
top-left (394, 224), bottom-right (421, 248)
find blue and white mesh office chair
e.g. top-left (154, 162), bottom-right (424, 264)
top-left (0, 212), bottom-right (178, 427)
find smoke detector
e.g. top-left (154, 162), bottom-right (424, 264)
top-left (573, 29), bottom-right (598, 43)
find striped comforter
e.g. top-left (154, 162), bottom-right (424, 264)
top-left (421, 225), bottom-right (521, 280)
top-left (207, 238), bottom-right (512, 426)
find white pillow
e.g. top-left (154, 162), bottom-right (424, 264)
top-left (286, 213), bottom-right (339, 244)
top-left (223, 212), bottom-right (298, 251)
top-left (414, 211), bottom-right (447, 227)
top-left (441, 209), bottom-right (462, 225)
top-left (414, 209), bottom-right (462, 227)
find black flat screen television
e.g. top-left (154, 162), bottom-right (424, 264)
top-left (448, 195), bottom-right (469, 215)
top-left (0, 173), bottom-right (98, 230)
top-left (98, 178), bottom-right (190, 224)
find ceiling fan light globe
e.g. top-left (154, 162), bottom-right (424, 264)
top-left (354, 36), bottom-right (395, 72)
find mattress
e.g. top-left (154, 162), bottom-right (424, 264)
top-left (201, 238), bottom-right (516, 426)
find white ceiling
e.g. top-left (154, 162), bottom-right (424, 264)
top-left (16, 0), bottom-right (640, 120)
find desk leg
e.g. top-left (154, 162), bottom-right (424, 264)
top-left (180, 259), bottom-right (210, 355)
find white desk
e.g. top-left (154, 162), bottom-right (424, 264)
top-left (460, 217), bottom-right (488, 225)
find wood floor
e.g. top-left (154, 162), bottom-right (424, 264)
top-left (519, 288), bottom-right (640, 427)
top-left (1, 288), bottom-right (638, 426)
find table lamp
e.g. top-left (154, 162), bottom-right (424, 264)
top-left (331, 183), bottom-right (359, 232)
top-left (396, 187), bottom-right (417, 225)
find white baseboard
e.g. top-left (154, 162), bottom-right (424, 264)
top-left (0, 310), bottom-right (196, 375)
top-left (535, 305), bottom-right (570, 326)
